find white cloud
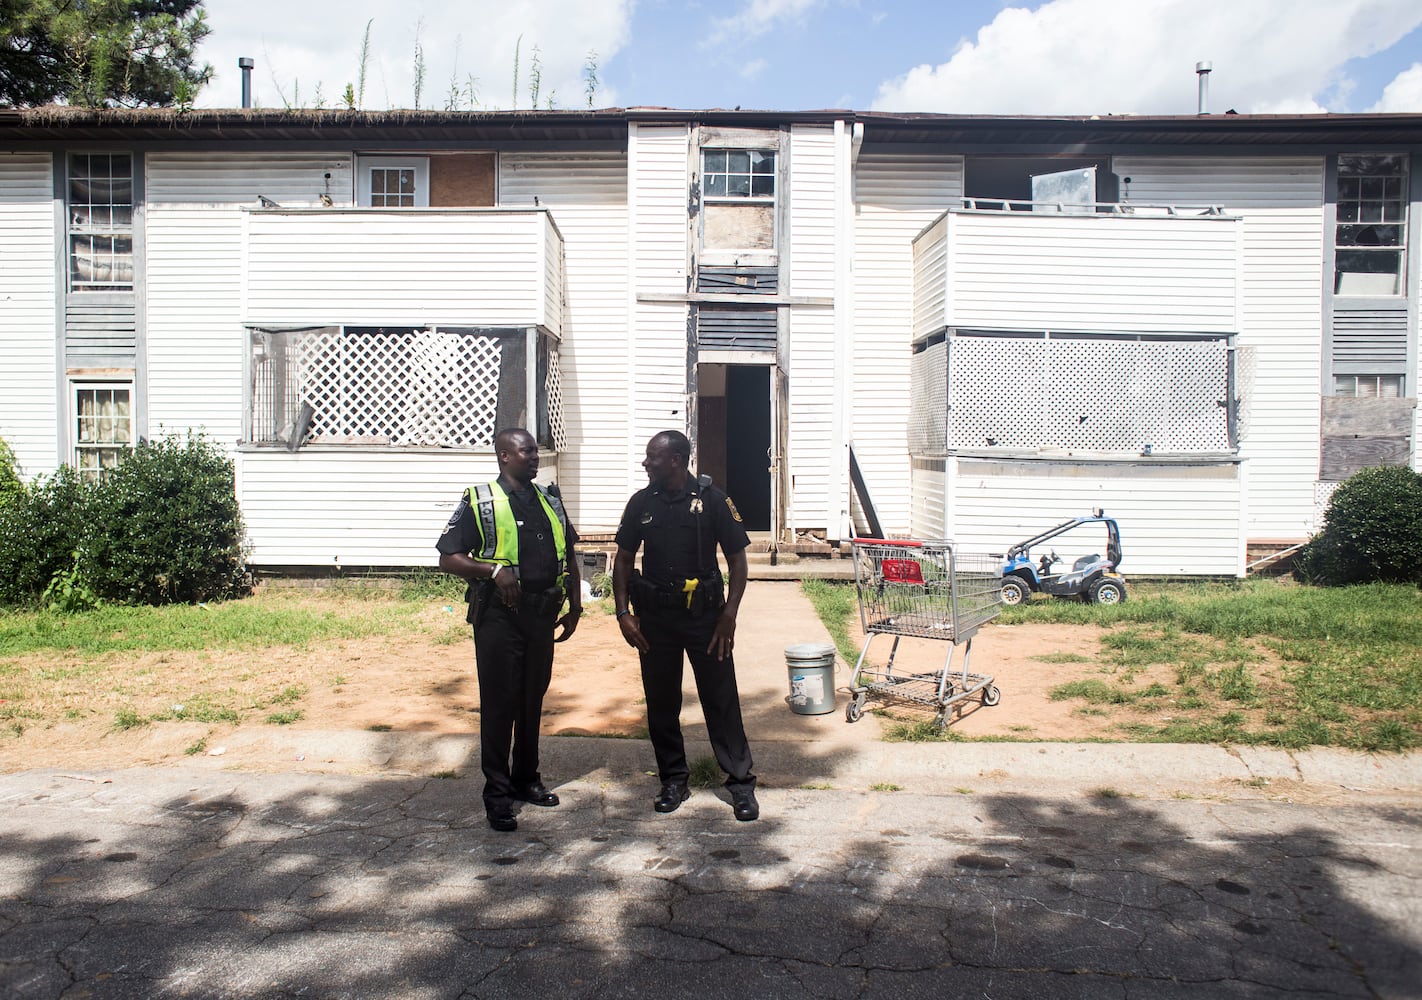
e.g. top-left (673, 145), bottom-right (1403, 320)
top-left (1369, 62), bottom-right (1422, 110)
top-left (703, 0), bottom-right (826, 49)
top-left (872, 0), bottom-right (1422, 115)
top-left (196, 0), bottom-right (632, 110)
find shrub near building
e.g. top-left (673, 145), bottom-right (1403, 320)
top-left (0, 434), bottom-right (251, 607)
top-left (1294, 466), bottom-right (1422, 587)
top-left (0, 461), bottom-right (90, 607)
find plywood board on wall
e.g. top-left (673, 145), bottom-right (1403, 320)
top-left (430, 153), bottom-right (496, 207)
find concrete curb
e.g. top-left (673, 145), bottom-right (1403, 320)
top-left (188, 728), bottom-right (1422, 799)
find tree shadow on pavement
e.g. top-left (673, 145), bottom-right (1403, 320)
top-left (1, 760), bottom-right (1418, 998)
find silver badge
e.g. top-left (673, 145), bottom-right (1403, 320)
top-left (640, 512), bottom-right (653, 524)
top-left (689, 498), bottom-right (703, 514)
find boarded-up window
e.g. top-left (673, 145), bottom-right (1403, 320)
top-left (702, 148), bottom-right (775, 252)
top-left (430, 153), bottom-right (496, 207)
top-left (1319, 396), bottom-right (1416, 481)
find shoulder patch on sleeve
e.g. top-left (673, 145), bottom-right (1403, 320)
top-left (725, 496), bottom-right (743, 522)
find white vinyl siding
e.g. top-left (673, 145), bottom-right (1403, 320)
top-left (145, 153), bottom-right (355, 446)
top-left (786, 126), bottom-right (838, 528)
top-left (852, 153), bottom-right (964, 535)
top-left (501, 152), bottom-right (630, 530)
top-left (1116, 156), bottom-right (1325, 540)
top-left (628, 125), bottom-right (692, 498)
top-left (242, 209), bottom-right (561, 331)
top-left (237, 451), bottom-right (511, 567)
top-left (915, 210), bottom-right (1241, 336)
top-left (947, 458), bottom-right (1243, 576)
top-left (0, 154), bottom-right (58, 478)
top-left (910, 457), bottom-right (947, 538)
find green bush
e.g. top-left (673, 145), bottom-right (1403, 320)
top-left (1294, 465), bottom-right (1422, 586)
top-left (0, 434), bottom-right (251, 608)
top-left (0, 436), bottom-right (22, 508)
top-left (81, 435), bottom-right (252, 604)
top-left (0, 465), bottom-right (91, 606)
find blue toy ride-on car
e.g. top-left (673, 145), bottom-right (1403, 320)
top-left (999, 510), bottom-right (1126, 606)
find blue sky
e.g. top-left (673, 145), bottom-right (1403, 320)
top-left (195, 0), bottom-right (1422, 115)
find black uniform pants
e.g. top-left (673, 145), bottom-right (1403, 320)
top-left (637, 608), bottom-right (755, 792)
top-left (473, 601), bottom-right (557, 812)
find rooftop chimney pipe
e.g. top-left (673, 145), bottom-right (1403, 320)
top-left (239, 56), bottom-right (254, 109)
top-left (1196, 60), bottom-right (1212, 115)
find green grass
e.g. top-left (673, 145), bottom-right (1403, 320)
top-left (810, 577), bottom-right (1422, 752)
top-left (688, 755), bottom-right (721, 788)
top-left (800, 579), bottom-right (860, 666)
top-left (0, 594), bottom-right (411, 658)
top-left (882, 719), bottom-right (962, 743)
top-left (869, 782), bottom-right (902, 792)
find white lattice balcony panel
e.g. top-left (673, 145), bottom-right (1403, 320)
top-left (913, 207), bottom-right (1242, 339)
top-left (242, 208), bottom-right (564, 335)
top-left (911, 334), bottom-right (1236, 456)
top-left (249, 327), bottom-right (563, 449)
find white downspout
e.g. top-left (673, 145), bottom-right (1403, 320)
top-left (830, 121), bottom-right (863, 541)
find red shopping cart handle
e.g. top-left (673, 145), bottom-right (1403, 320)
top-left (881, 559), bottom-right (925, 584)
top-left (852, 538), bottom-right (924, 547)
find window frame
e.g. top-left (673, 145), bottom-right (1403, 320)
top-left (355, 156), bottom-right (431, 208)
top-left (699, 145), bottom-right (779, 262)
top-left (72, 382), bottom-right (133, 483)
top-left (1333, 373), bottom-right (1405, 398)
top-left (1334, 153), bottom-right (1409, 298)
top-left (67, 152), bottom-right (135, 292)
top-left (701, 148), bottom-right (777, 204)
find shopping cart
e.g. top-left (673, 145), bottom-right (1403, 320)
top-left (845, 538), bottom-right (1002, 727)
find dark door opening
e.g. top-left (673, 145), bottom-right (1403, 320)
top-left (697, 363), bottom-right (772, 531)
top-left (724, 365), bottom-right (772, 530)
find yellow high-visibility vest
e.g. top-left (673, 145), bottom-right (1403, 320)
top-left (469, 480), bottom-right (568, 569)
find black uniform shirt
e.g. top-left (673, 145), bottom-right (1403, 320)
top-left (436, 483), bottom-right (578, 595)
top-left (615, 479), bottom-right (749, 586)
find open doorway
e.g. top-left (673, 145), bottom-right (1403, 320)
top-left (696, 363), bottom-right (773, 531)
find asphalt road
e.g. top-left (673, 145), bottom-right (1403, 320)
top-left (2, 738), bottom-right (1419, 999)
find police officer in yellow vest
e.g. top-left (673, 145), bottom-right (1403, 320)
top-left (437, 427), bottom-right (581, 832)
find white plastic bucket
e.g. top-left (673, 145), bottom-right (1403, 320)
top-left (785, 642), bottom-right (837, 715)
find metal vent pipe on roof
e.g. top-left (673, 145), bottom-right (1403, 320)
top-left (239, 57), bottom-right (254, 109)
top-left (1196, 60), bottom-right (1212, 115)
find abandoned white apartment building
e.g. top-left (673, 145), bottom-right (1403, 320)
top-left (0, 107), bottom-right (1417, 575)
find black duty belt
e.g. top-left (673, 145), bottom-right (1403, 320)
top-left (630, 570), bottom-right (725, 617)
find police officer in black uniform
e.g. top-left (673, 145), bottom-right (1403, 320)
top-left (437, 427), bottom-right (581, 833)
top-left (612, 429), bottom-right (758, 821)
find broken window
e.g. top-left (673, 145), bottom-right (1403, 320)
top-left (701, 148), bottom-right (776, 253)
top-left (1335, 154), bottom-right (1408, 296)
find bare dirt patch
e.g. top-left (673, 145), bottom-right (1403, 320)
top-left (0, 585), bottom-right (1288, 774)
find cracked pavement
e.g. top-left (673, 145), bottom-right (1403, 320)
top-left (2, 741), bottom-right (1419, 999)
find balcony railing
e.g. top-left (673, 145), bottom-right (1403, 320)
top-left (914, 201), bottom-right (1241, 339)
top-left (242, 208), bottom-right (564, 336)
